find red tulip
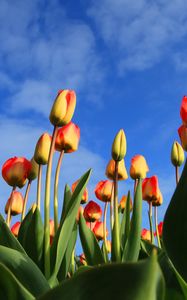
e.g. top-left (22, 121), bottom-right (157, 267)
top-left (95, 180), bottom-right (113, 202)
top-left (72, 179), bottom-right (88, 204)
top-left (119, 195), bottom-right (133, 213)
top-left (79, 253), bottom-right (87, 265)
top-left (178, 125), bottom-right (187, 151)
top-left (93, 221), bottom-right (108, 241)
top-left (155, 221), bottom-right (163, 237)
top-left (11, 221), bottom-right (21, 237)
top-left (180, 95), bottom-right (187, 125)
top-left (2, 157), bottom-right (31, 188)
top-left (83, 200), bottom-right (102, 222)
top-left (5, 191), bottom-right (24, 216)
top-left (142, 175), bottom-right (162, 203)
top-left (86, 221), bottom-right (96, 230)
top-left (55, 122), bottom-right (80, 153)
top-left (141, 228), bottom-right (151, 242)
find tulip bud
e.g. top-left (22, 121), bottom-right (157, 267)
top-left (72, 180), bottom-right (88, 204)
top-left (142, 175), bottom-right (161, 203)
top-left (11, 222), bottom-right (21, 237)
top-left (2, 157), bottom-right (31, 188)
top-left (27, 157), bottom-right (39, 181)
top-left (141, 229), bottom-right (151, 242)
top-left (178, 125), bottom-right (187, 151)
top-left (93, 221), bottom-right (108, 241)
top-left (34, 133), bottom-right (52, 165)
top-left (5, 191), bottom-right (24, 216)
top-left (180, 95), bottom-right (187, 126)
top-left (106, 159), bottom-right (128, 181)
top-left (130, 155), bottom-right (149, 179)
top-left (55, 122), bottom-right (80, 153)
top-left (171, 141), bottom-right (185, 167)
top-left (112, 129), bottom-right (127, 161)
top-left (119, 195), bottom-right (133, 213)
top-left (157, 222), bottom-right (163, 237)
top-left (94, 180), bottom-right (113, 202)
top-left (83, 200), bottom-right (102, 222)
top-left (49, 90), bottom-right (76, 126)
top-left (79, 253), bottom-right (87, 266)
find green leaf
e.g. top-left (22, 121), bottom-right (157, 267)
top-left (60, 184), bottom-right (72, 224)
top-left (0, 262), bottom-right (34, 300)
top-left (18, 208), bottom-right (33, 246)
top-left (79, 213), bottom-right (105, 266)
top-left (122, 178), bottom-right (142, 262)
top-left (39, 252), bottom-right (165, 300)
top-left (0, 215), bottom-right (26, 255)
top-left (163, 159), bottom-right (187, 282)
top-left (0, 245), bottom-right (50, 297)
top-left (120, 191), bottom-right (131, 251)
top-left (50, 169), bottom-right (92, 284)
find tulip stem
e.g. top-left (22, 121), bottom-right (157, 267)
top-left (6, 186), bottom-right (16, 228)
top-left (44, 125), bottom-right (58, 279)
top-left (154, 206), bottom-right (161, 248)
top-left (21, 180), bottom-right (31, 221)
top-left (113, 161), bottom-right (121, 262)
top-left (148, 202), bottom-right (154, 244)
top-left (36, 164), bottom-right (42, 211)
top-left (103, 202), bottom-right (108, 250)
top-left (54, 150), bottom-right (64, 234)
top-left (110, 185), bottom-right (114, 230)
top-left (175, 166), bottom-right (179, 185)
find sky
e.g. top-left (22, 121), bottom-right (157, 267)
top-left (0, 0), bottom-right (187, 242)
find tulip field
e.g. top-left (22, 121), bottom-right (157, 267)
top-left (0, 90), bottom-right (187, 299)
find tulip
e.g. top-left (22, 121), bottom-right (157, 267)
top-left (180, 95), bottom-right (187, 125)
top-left (157, 221), bottom-right (163, 237)
top-left (93, 221), bottom-right (108, 241)
top-left (72, 180), bottom-right (88, 204)
top-left (152, 190), bottom-right (163, 207)
top-left (86, 221), bottom-right (96, 230)
top-left (11, 222), bottom-right (21, 237)
top-left (141, 229), bottom-right (151, 242)
top-left (95, 180), bottom-right (113, 202)
top-left (5, 191), bottom-right (24, 216)
top-left (112, 129), bottom-right (127, 161)
top-left (34, 133), bottom-right (52, 165)
top-left (2, 157), bottom-right (31, 188)
top-left (142, 176), bottom-right (161, 202)
top-left (49, 90), bottom-right (76, 126)
top-left (55, 122), bottom-right (80, 153)
top-left (49, 219), bottom-right (55, 245)
top-left (171, 141), bottom-right (185, 167)
top-left (79, 253), bottom-right (87, 266)
top-left (178, 124), bottom-right (187, 151)
top-left (27, 157), bottom-right (39, 181)
top-left (83, 201), bottom-right (102, 222)
top-left (105, 159), bottom-right (128, 181)
top-left (130, 155), bottom-right (149, 179)
top-left (119, 195), bottom-right (133, 213)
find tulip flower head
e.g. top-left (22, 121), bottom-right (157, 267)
top-left (157, 222), bottom-right (163, 237)
top-left (86, 221), bottom-right (96, 230)
top-left (11, 222), bottom-right (21, 237)
top-left (55, 122), bottom-right (80, 153)
top-left (152, 190), bottom-right (163, 207)
top-left (95, 180), bottom-right (113, 202)
top-left (72, 179), bottom-right (88, 204)
top-left (2, 157), bottom-right (31, 188)
top-left (142, 175), bottom-right (162, 203)
top-left (27, 157), bottom-right (39, 181)
top-left (106, 159), bottom-right (128, 181)
top-left (130, 155), bottom-right (149, 179)
top-left (5, 191), bottom-right (24, 216)
top-left (178, 125), bottom-right (187, 151)
top-left (93, 221), bottom-right (108, 241)
top-left (141, 228), bottom-right (151, 242)
top-left (50, 90), bottom-right (76, 126)
top-left (34, 133), bottom-right (52, 165)
top-left (119, 195), bottom-right (133, 213)
top-left (83, 200), bottom-right (102, 222)
top-left (180, 95), bottom-right (187, 126)
top-left (171, 141), bottom-right (185, 167)
top-left (79, 253), bottom-right (87, 266)
top-left (112, 129), bottom-right (127, 161)
top-left (49, 219), bottom-right (55, 245)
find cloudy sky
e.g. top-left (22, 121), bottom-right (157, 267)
top-left (0, 0), bottom-right (186, 236)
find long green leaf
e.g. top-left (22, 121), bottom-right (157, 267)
top-left (163, 159), bottom-right (187, 282)
top-left (0, 245), bottom-right (50, 297)
top-left (39, 251), bottom-right (165, 300)
top-left (18, 208), bottom-right (33, 246)
top-left (120, 191), bottom-right (131, 251)
top-left (79, 213), bottom-right (105, 266)
top-left (60, 184), bottom-right (72, 224)
top-left (122, 178), bottom-right (142, 262)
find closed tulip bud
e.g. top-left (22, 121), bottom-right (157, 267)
top-left (178, 125), bottom-right (187, 151)
top-left (171, 141), bottom-right (185, 167)
top-left (106, 159), bottom-right (128, 181)
top-left (5, 191), bottom-right (24, 216)
top-left (72, 180), bottom-right (88, 204)
top-left (83, 200), bottom-right (102, 222)
top-left (180, 95), bottom-right (187, 125)
top-left (142, 175), bottom-right (161, 203)
top-left (94, 180), bottom-right (113, 202)
top-left (141, 228), bottom-right (151, 242)
top-left (119, 195), bottom-right (133, 213)
top-left (55, 122), bottom-right (80, 153)
top-left (27, 157), bottom-right (39, 181)
top-left (11, 222), bottom-right (21, 237)
top-left (130, 155), bottom-right (149, 179)
top-left (112, 129), bottom-right (127, 161)
top-left (2, 157), bottom-right (31, 188)
top-left (50, 90), bottom-right (76, 126)
top-left (34, 133), bottom-right (52, 165)
top-left (93, 221), bottom-right (108, 241)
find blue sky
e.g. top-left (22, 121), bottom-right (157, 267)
top-left (0, 0), bottom-right (186, 236)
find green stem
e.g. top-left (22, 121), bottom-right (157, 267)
top-left (113, 161), bottom-right (120, 262)
top-left (21, 180), bottom-right (31, 221)
top-left (103, 202), bottom-right (108, 249)
top-left (54, 150), bottom-right (64, 234)
top-left (175, 166), bottom-right (179, 186)
top-left (148, 201), bottom-right (154, 244)
top-left (133, 179), bottom-right (138, 197)
top-left (154, 206), bottom-right (161, 248)
top-left (44, 125), bottom-right (58, 279)
top-left (36, 164), bottom-right (42, 211)
top-left (6, 186), bottom-right (16, 227)
top-left (110, 185), bottom-right (114, 231)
